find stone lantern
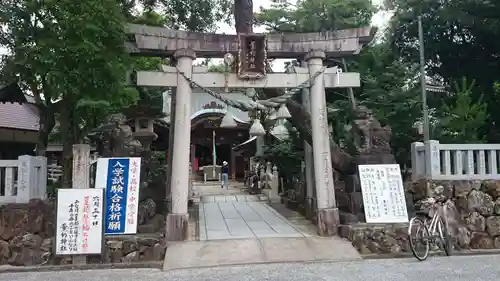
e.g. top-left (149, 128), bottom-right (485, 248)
top-left (133, 116), bottom-right (157, 146)
top-left (123, 104), bottom-right (161, 185)
top-left (125, 105), bottom-right (159, 149)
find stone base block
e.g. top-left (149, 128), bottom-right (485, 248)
top-left (344, 174), bottom-right (361, 193)
top-left (304, 197), bottom-right (315, 220)
top-left (166, 213), bottom-right (189, 241)
top-left (339, 211), bottom-right (360, 224)
top-left (316, 207), bottom-right (340, 236)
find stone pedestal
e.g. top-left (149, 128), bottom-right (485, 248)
top-left (317, 207), bottom-right (340, 236)
top-left (304, 196), bottom-right (315, 220)
top-left (166, 213), bottom-right (189, 241)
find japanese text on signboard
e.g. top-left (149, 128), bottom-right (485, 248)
top-left (358, 164), bottom-right (408, 223)
top-left (55, 189), bottom-right (103, 255)
top-left (105, 159), bottom-right (129, 234)
top-left (99, 157), bottom-right (142, 235)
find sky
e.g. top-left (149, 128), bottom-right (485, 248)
top-left (0, 0), bottom-right (392, 69)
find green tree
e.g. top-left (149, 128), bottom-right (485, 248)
top-left (386, 0), bottom-right (500, 141)
top-left (257, 0), bottom-right (424, 168)
top-left (256, 0), bottom-right (374, 32)
top-left (132, 0), bottom-right (232, 31)
top-left (254, 0), bottom-right (376, 174)
top-left (436, 78), bottom-right (488, 143)
top-left (350, 43), bottom-right (421, 166)
top-left (0, 0), bottom-right (137, 188)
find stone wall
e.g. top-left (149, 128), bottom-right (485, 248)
top-left (409, 180), bottom-right (500, 249)
top-left (339, 180), bottom-right (500, 254)
top-left (339, 223), bottom-right (410, 254)
top-left (0, 199), bottom-right (166, 266)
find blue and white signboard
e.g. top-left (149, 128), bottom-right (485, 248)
top-left (95, 157), bottom-right (141, 235)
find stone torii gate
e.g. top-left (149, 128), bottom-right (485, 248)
top-left (126, 24), bottom-right (374, 240)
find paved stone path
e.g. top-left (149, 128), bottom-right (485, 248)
top-left (199, 200), bottom-right (306, 240)
top-left (194, 180), bottom-right (306, 241)
top-left (172, 180), bottom-right (359, 269)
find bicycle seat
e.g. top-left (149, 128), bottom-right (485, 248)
top-left (415, 210), bottom-right (431, 218)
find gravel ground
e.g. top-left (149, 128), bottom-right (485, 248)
top-left (1, 255), bottom-right (499, 281)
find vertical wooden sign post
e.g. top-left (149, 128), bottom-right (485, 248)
top-left (72, 144), bottom-right (91, 264)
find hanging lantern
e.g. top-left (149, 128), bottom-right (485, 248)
top-left (220, 112), bottom-right (238, 128)
top-left (271, 120), bottom-right (289, 140)
top-left (275, 103), bottom-right (291, 120)
top-left (267, 108), bottom-right (277, 121)
top-left (329, 123), bottom-right (334, 133)
top-left (246, 88), bottom-right (257, 98)
top-left (249, 119), bottom-right (266, 137)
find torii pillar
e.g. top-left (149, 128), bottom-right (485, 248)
top-left (305, 51), bottom-right (339, 235)
top-left (165, 49), bottom-right (196, 241)
top-left (127, 24), bottom-right (374, 237)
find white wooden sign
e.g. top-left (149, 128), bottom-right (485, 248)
top-left (95, 157), bottom-right (141, 235)
top-left (358, 164), bottom-right (409, 223)
top-left (55, 188), bottom-right (104, 255)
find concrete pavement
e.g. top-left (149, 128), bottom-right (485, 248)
top-left (2, 255), bottom-right (500, 280)
top-left (163, 236), bottom-right (361, 270)
top-left (163, 181), bottom-right (361, 270)
top-left (199, 201), bottom-right (307, 240)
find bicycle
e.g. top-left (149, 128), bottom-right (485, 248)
top-left (408, 197), bottom-right (452, 261)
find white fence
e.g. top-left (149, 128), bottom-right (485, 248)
top-left (48, 163), bottom-right (63, 182)
top-left (0, 155), bottom-right (47, 205)
top-left (48, 153), bottom-right (98, 185)
top-left (411, 140), bottom-right (500, 180)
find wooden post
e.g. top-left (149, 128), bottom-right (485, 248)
top-left (35, 156), bottom-right (48, 199)
top-left (230, 149), bottom-right (236, 180)
top-left (72, 144), bottom-right (90, 264)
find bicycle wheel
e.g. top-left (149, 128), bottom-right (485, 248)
top-left (408, 216), bottom-right (431, 261)
top-left (437, 218), bottom-right (452, 256)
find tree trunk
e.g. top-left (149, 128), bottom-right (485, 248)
top-left (59, 105), bottom-right (73, 189)
top-left (263, 84), bottom-right (356, 174)
top-left (35, 107), bottom-right (55, 156)
top-left (234, 0), bottom-right (253, 33)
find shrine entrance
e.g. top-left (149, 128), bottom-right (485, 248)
top-left (191, 112), bottom-right (251, 180)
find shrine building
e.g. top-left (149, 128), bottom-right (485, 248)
top-left (160, 88), bottom-right (258, 181)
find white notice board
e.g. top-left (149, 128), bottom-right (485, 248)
top-left (358, 164), bottom-right (409, 223)
top-left (55, 188), bottom-right (104, 255)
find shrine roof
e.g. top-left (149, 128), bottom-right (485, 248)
top-left (0, 82), bottom-right (27, 104)
top-left (125, 24), bottom-right (376, 58)
top-left (0, 102), bottom-right (39, 131)
top-left (162, 89), bottom-right (251, 124)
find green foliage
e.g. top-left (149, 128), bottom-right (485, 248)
top-left (137, 0), bottom-right (232, 31)
top-left (259, 122), bottom-right (303, 180)
top-left (147, 151), bottom-right (167, 185)
top-left (0, 0), bottom-right (138, 141)
top-left (351, 43), bottom-right (422, 166)
top-left (436, 78), bottom-right (488, 143)
top-left (387, 0), bottom-right (500, 141)
top-left (261, 140), bottom-right (303, 180)
top-left (256, 0), bottom-right (374, 32)
top-left (208, 63), bottom-right (227, 73)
